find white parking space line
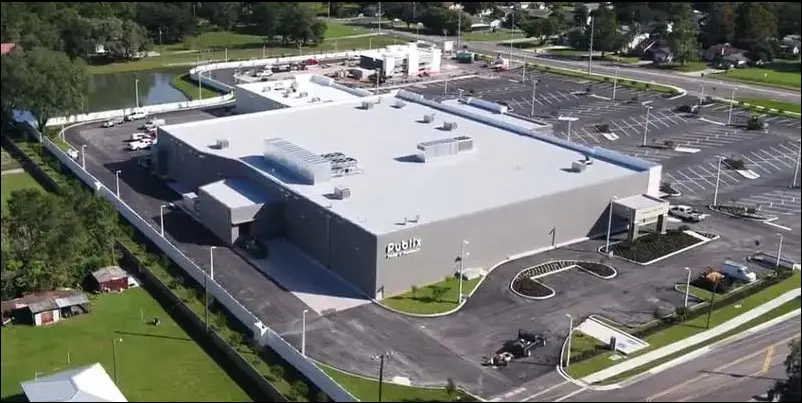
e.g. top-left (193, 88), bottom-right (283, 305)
top-left (696, 164), bottom-right (732, 186)
top-left (744, 153), bottom-right (775, 174)
top-left (580, 126), bottom-right (602, 144)
top-left (761, 148), bottom-right (793, 168)
top-left (777, 142), bottom-right (800, 155)
top-left (665, 172), bottom-right (697, 193)
top-left (676, 169), bottom-right (707, 192)
top-left (609, 120), bottom-right (633, 137)
top-left (686, 166), bottom-right (718, 188)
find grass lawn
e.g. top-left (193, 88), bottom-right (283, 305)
top-left (546, 49), bottom-right (590, 57)
top-left (318, 362), bottom-right (476, 402)
top-left (737, 97), bottom-right (802, 114)
top-left (1, 147), bottom-right (19, 171)
top-left (713, 60), bottom-right (801, 89)
top-left (461, 28), bottom-right (516, 42)
top-left (382, 276), bottom-right (483, 315)
top-left (170, 73), bottom-right (227, 100)
top-left (528, 63), bottom-right (679, 94)
top-left (88, 35), bottom-right (404, 74)
top-left (566, 271), bottom-right (801, 379)
top-left (600, 55), bottom-right (640, 64)
top-left (1, 171), bottom-right (42, 213)
top-left (0, 288), bottom-right (250, 402)
top-left (600, 297), bottom-right (801, 385)
top-left (655, 61), bottom-right (709, 72)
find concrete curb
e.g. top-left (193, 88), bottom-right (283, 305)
top-left (708, 205), bottom-right (775, 222)
top-left (598, 231), bottom-right (719, 266)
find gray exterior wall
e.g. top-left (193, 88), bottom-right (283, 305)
top-left (374, 171), bottom-right (651, 298)
top-left (154, 130), bottom-right (379, 296)
top-left (235, 87), bottom-right (289, 115)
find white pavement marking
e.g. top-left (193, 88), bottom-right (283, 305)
top-left (764, 221), bottom-right (793, 231)
top-left (687, 166), bottom-right (718, 188)
top-left (666, 172), bottom-right (697, 193)
top-left (553, 387), bottom-right (588, 402)
top-left (517, 381), bottom-right (570, 402)
top-left (676, 169), bottom-right (707, 192)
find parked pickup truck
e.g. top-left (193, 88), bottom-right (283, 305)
top-left (669, 205), bottom-right (707, 222)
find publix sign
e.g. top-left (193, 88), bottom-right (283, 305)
top-left (385, 237), bottom-right (422, 259)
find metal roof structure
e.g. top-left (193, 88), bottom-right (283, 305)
top-left (21, 363), bottom-right (127, 402)
top-left (91, 266), bottom-right (129, 284)
top-left (161, 90), bottom-right (654, 235)
top-left (199, 178), bottom-right (271, 209)
top-left (236, 74), bottom-right (367, 108)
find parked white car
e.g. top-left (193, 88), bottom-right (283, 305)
top-left (127, 140), bottom-right (151, 151)
top-left (142, 118), bottom-right (165, 130)
top-left (125, 110), bottom-right (148, 121)
top-left (102, 117), bottom-right (124, 128)
top-left (129, 132), bottom-right (150, 142)
top-left (669, 205), bottom-right (706, 222)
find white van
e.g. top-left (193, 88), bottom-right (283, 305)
top-left (720, 260), bottom-right (757, 283)
top-left (143, 118), bottom-right (166, 129)
top-left (130, 132), bottom-right (149, 141)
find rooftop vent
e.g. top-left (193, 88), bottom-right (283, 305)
top-left (393, 100), bottom-right (406, 109)
top-left (422, 113), bottom-right (435, 123)
top-left (299, 91), bottom-right (309, 98)
top-left (442, 122), bottom-right (458, 131)
top-left (333, 186), bottom-right (352, 200)
top-left (214, 139), bottom-right (230, 149)
top-left (571, 157), bottom-right (593, 173)
top-left (262, 86), bottom-right (271, 92)
top-left (361, 101), bottom-right (374, 110)
top-left (311, 97), bottom-right (321, 103)
top-left (416, 136), bottom-right (474, 162)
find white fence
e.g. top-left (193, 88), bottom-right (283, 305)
top-left (31, 125), bottom-right (357, 402)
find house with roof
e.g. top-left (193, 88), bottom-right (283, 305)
top-left (1, 290), bottom-right (90, 326)
top-left (90, 266), bottom-right (133, 293)
top-left (1, 42), bottom-right (16, 55)
top-left (704, 43), bottom-right (749, 62)
top-left (781, 35), bottom-right (800, 56)
top-left (21, 363), bottom-right (127, 402)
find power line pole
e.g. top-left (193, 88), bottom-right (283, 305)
top-left (371, 351), bottom-right (393, 402)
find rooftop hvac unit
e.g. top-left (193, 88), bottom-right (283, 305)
top-left (262, 86), bottom-right (271, 92)
top-left (321, 152), bottom-right (346, 160)
top-left (311, 97), bottom-right (321, 103)
top-left (214, 139), bottom-right (230, 149)
top-left (571, 158), bottom-right (593, 173)
top-left (393, 100), bottom-right (406, 109)
top-left (283, 91), bottom-right (290, 98)
top-left (442, 122), bottom-right (458, 131)
top-left (333, 186), bottom-right (352, 200)
top-left (422, 114), bottom-right (435, 123)
top-left (361, 101), bottom-right (374, 110)
top-left (330, 157), bottom-right (359, 171)
top-left (299, 91), bottom-right (309, 98)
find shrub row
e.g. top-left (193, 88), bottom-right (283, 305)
top-left (576, 262), bottom-right (616, 278)
top-left (613, 229), bottom-right (702, 263)
top-left (511, 277), bottom-right (553, 298)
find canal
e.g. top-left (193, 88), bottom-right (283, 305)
top-left (86, 67), bottom-right (189, 112)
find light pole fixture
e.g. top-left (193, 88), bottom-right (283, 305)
top-left (605, 195), bottom-right (618, 254)
top-left (371, 351), bottom-right (393, 403)
top-left (458, 240), bottom-right (469, 304)
top-left (301, 309), bottom-right (309, 356)
top-left (558, 116), bottom-right (578, 142)
top-left (205, 245), bottom-right (217, 331)
top-left (683, 267), bottom-right (692, 308)
top-left (530, 79), bottom-right (540, 117)
top-left (792, 140), bottom-right (801, 189)
top-left (112, 337), bottom-right (123, 384)
top-left (115, 170), bottom-right (121, 198)
top-left (159, 203), bottom-right (173, 237)
top-left (698, 84), bottom-right (705, 109)
top-left (776, 233), bottom-right (783, 268)
top-left (612, 66), bottom-right (619, 101)
top-left (727, 88), bottom-right (736, 126)
top-left (642, 105), bottom-right (653, 146)
top-left (565, 314), bottom-right (573, 367)
top-left (134, 79), bottom-right (140, 109)
top-left (209, 246), bottom-right (217, 280)
top-left (713, 155), bottom-right (724, 207)
top-left (81, 145), bottom-right (87, 169)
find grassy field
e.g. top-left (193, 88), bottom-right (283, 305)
top-left (600, 55), bottom-right (640, 64)
top-left (600, 297), bottom-right (801, 385)
top-left (566, 272), bottom-right (801, 378)
top-left (382, 276), bottom-right (483, 315)
top-left (1, 171), bottom-right (42, 213)
top-left (462, 28), bottom-right (516, 42)
top-left (1, 147), bottom-right (19, 171)
top-left (170, 73), bottom-right (227, 100)
top-left (319, 362), bottom-right (475, 402)
top-left (713, 60), bottom-right (801, 89)
top-left (737, 97), bottom-right (802, 114)
top-left (656, 61), bottom-right (709, 72)
top-left (0, 288), bottom-right (250, 402)
top-left (89, 35), bottom-right (403, 74)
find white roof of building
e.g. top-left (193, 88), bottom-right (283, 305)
top-left (236, 74), bottom-right (362, 108)
top-left (200, 178), bottom-right (270, 209)
top-left (440, 99), bottom-right (551, 132)
top-left (161, 90), bottom-right (652, 235)
top-left (21, 363), bottom-right (127, 402)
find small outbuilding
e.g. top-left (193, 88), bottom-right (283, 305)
top-left (21, 362), bottom-right (128, 402)
top-left (1, 290), bottom-right (90, 326)
top-left (91, 266), bottom-right (130, 293)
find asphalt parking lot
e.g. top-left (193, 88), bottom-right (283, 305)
top-left (60, 68), bottom-right (801, 399)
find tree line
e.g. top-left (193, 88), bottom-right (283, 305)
top-left (1, 182), bottom-right (121, 300)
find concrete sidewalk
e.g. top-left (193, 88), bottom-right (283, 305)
top-left (581, 288), bottom-right (802, 384)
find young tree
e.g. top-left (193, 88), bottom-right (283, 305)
top-left (573, 4), bottom-right (589, 27)
top-left (735, 2), bottom-right (778, 57)
top-left (0, 47), bottom-right (89, 130)
top-left (445, 378), bottom-right (458, 402)
top-left (701, 2), bottom-right (737, 48)
top-left (669, 4), bottom-right (699, 65)
top-left (772, 338), bottom-right (801, 402)
top-left (410, 284), bottom-right (419, 299)
top-left (589, 8), bottom-right (624, 56)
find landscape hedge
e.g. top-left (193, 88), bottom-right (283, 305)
top-left (613, 229), bottom-right (701, 263)
top-left (511, 277), bottom-right (553, 298)
top-left (576, 262), bottom-right (616, 278)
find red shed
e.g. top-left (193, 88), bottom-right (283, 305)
top-left (91, 266), bottom-right (130, 293)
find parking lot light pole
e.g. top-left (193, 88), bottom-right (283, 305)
top-left (698, 85), bottom-right (705, 109)
top-left (727, 88), bottom-right (737, 126)
top-left (509, 12), bottom-right (515, 62)
top-left (612, 66), bottom-right (619, 101)
top-left (587, 14), bottom-right (595, 75)
top-left (458, 240), bottom-right (469, 303)
top-left (530, 79), bottom-right (539, 117)
top-left (792, 140), bottom-right (801, 188)
top-left (159, 204), bottom-right (173, 237)
top-left (713, 156), bottom-right (724, 207)
top-left (134, 79), bottom-right (140, 109)
top-left (112, 337), bottom-right (123, 385)
top-left (371, 351), bottom-right (393, 403)
top-left (81, 145), bottom-right (87, 169)
top-left (205, 245), bottom-right (216, 331)
top-left (565, 314), bottom-right (573, 367)
top-left (115, 170), bottom-right (121, 198)
top-left (558, 116), bottom-right (577, 141)
top-left (301, 309), bottom-right (309, 356)
top-left (605, 196), bottom-right (617, 254)
top-left (776, 233), bottom-right (783, 268)
top-left (684, 267), bottom-right (692, 308)
top-left (642, 106), bottom-right (652, 146)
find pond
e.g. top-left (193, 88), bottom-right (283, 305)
top-left (86, 68), bottom-right (190, 112)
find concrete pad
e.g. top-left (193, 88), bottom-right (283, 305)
top-left (576, 317), bottom-right (649, 355)
top-left (736, 169), bottom-right (761, 179)
top-left (674, 146), bottom-right (701, 153)
top-left (245, 239), bottom-right (371, 315)
top-left (601, 132), bottom-right (619, 141)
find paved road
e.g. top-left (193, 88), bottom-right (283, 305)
top-left (529, 316), bottom-right (800, 402)
top-left (384, 29), bottom-right (801, 104)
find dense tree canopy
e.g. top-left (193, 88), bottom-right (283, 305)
top-left (669, 2), bottom-right (700, 65)
top-left (773, 339), bottom-right (801, 402)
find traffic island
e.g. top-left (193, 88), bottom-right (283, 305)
top-left (709, 204), bottom-right (776, 221)
top-left (603, 228), bottom-right (719, 265)
top-left (510, 260), bottom-right (618, 299)
top-left (379, 275), bottom-right (483, 316)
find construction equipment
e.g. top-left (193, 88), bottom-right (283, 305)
top-left (747, 115), bottom-right (768, 131)
top-left (483, 330), bottom-right (547, 367)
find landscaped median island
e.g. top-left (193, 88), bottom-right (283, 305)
top-left (710, 203), bottom-right (774, 221)
top-left (565, 270), bottom-right (801, 380)
top-left (736, 97), bottom-right (802, 115)
top-left (526, 63), bottom-right (682, 96)
top-left (382, 276), bottom-right (483, 315)
top-left (510, 261), bottom-right (617, 300)
top-left (317, 362), bottom-right (479, 402)
top-left (607, 228), bottom-right (716, 264)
